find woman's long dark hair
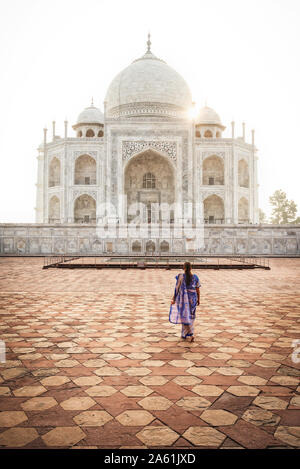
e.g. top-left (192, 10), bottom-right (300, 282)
top-left (184, 262), bottom-right (192, 286)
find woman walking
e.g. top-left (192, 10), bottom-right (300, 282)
top-left (169, 262), bottom-right (201, 342)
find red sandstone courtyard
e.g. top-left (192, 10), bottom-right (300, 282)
top-left (0, 257), bottom-right (299, 449)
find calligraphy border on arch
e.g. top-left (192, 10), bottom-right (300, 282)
top-left (237, 152), bottom-right (250, 161)
top-left (73, 150), bottom-right (98, 161)
top-left (200, 189), bottom-right (225, 200)
top-left (202, 151), bottom-right (225, 160)
top-left (72, 190), bottom-right (97, 202)
top-left (122, 140), bottom-right (177, 162)
top-left (47, 152), bottom-right (63, 162)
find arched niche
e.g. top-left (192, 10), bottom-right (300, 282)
top-left (202, 155), bottom-right (224, 186)
top-left (86, 129), bottom-right (95, 137)
top-left (132, 241), bottom-right (142, 253)
top-left (203, 194), bottom-right (224, 224)
top-left (74, 154), bottom-right (96, 185)
top-left (74, 194), bottom-right (96, 224)
top-left (238, 159), bottom-right (249, 188)
top-left (49, 195), bottom-right (60, 222)
top-left (160, 240), bottom-right (169, 252)
top-left (204, 129), bottom-right (213, 138)
top-left (238, 197), bottom-right (249, 223)
top-left (146, 240), bottom-right (156, 253)
top-left (124, 149), bottom-right (175, 224)
top-left (48, 157), bottom-right (61, 187)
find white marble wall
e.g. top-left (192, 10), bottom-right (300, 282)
top-left (1, 224), bottom-right (299, 256)
top-left (36, 138), bottom-right (105, 224)
top-left (36, 120), bottom-right (258, 227)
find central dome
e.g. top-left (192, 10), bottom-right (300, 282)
top-left (105, 39), bottom-right (192, 119)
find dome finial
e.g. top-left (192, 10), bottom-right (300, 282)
top-left (147, 32), bottom-right (151, 52)
top-left (91, 97), bottom-right (94, 107)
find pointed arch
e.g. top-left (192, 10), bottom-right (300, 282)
top-left (124, 149), bottom-right (175, 224)
top-left (238, 159), bottom-right (249, 188)
top-left (203, 194), bottom-right (224, 224)
top-left (202, 155), bottom-right (224, 186)
top-left (49, 157), bottom-right (61, 187)
top-left (49, 195), bottom-right (60, 222)
top-left (132, 240), bottom-right (142, 253)
top-left (74, 194), bottom-right (96, 224)
top-left (146, 240), bottom-right (156, 253)
top-left (74, 154), bottom-right (96, 185)
top-left (204, 129), bottom-right (213, 138)
top-left (238, 197), bottom-right (249, 223)
top-left (86, 129), bottom-right (95, 137)
top-left (160, 240), bottom-right (169, 252)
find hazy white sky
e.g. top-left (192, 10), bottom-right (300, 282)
top-left (0, 0), bottom-right (299, 222)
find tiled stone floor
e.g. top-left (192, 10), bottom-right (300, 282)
top-left (0, 257), bottom-right (299, 449)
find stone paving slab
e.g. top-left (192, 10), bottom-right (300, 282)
top-left (0, 257), bottom-right (299, 448)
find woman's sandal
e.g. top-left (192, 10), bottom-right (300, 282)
top-left (190, 336), bottom-right (195, 343)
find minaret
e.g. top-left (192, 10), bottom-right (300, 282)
top-left (64, 119), bottom-right (68, 139)
top-left (52, 121), bottom-right (56, 141)
top-left (43, 127), bottom-right (47, 145)
top-left (251, 129), bottom-right (255, 146)
top-left (147, 32), bottom-right (151, 53)
top-left (43, 127), bottom-right (47, 223)
top-left (231, 121), bottom-right (235, 139)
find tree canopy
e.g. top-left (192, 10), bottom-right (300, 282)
top-left (269, 189), bottom-right (299, 224)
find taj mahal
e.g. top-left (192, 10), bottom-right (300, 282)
top-left (33, 35), bottom-right (262, 255)
top-left (2, 36), bottom-right (298, 256)
top-left (36, 35), bottom-right (258, 228)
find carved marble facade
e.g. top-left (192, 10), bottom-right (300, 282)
top-left (28, 37), bottom-right (264, 255)
top-left (35, 130), bottom-right (257, 227)
top-left (1, 224), bottom-right (299, 256)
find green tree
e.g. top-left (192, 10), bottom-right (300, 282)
top-left (269, 190), bottom-right (298, 224)
top-left (258, 208), bottom-right (267, 223)
top-left (293, 216), bottom-right (300, 224)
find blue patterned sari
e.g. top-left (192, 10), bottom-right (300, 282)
top-left (169, 273), bottom-right (201, 338)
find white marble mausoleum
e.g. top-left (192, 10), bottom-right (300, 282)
top-left (1, 36), bottom-right (299, 256)
top-left (36, 36), bottom-right (258, 231)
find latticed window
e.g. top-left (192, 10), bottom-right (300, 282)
top-left (143, 172), bottom-right (156, 189)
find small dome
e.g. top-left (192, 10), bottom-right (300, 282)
top-left (76, 105), bottom-right (104, 125)
top-left (105, 37), bottom-right (192, 118)
top-left (196, 106), bottom-right (222, 126)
